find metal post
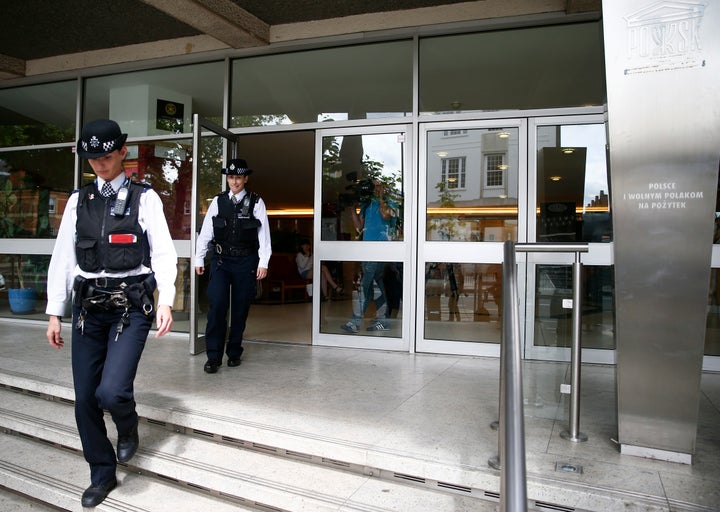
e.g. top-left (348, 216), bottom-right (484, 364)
top-left (514, 243), bottom-right (588, 443)
top-left (494, 241), bottom-right (528, 511)
top-left (560, 253), bottom-right (587, 442)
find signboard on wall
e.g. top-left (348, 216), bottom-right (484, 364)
top-left (156, 99), bottom-right (185, 133)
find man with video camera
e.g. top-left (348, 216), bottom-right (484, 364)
top-left (341, 177), bottom-right (399, 333)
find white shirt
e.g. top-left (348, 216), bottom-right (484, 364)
top-left (194, 190), bottom-right (272, 269)
top-left (45, 175), bottom-right (178, 317)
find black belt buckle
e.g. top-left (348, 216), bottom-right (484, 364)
top-left (94, 277), bottom-right (108, 288)
top-left (215, 244), bottom-right (223, 255)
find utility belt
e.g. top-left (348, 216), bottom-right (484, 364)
top-left (213, 243), bottom-right (255, 257)
top-left (73, 273), bottom-right (156, 316)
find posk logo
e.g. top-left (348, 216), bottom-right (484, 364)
top-left (624, 1), bottom-right (706, 73)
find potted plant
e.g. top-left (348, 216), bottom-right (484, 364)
top-left (0, 169), bottom-right (48, 314)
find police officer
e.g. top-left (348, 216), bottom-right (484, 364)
top-left (194, 158), bottom-right (271, 373)
top-left (45, 119), bottom-right (177, 507)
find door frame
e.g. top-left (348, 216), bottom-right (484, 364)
top-left (416, 118), bottom-right (529, 357)
top-left (188, 114), bottom-right (239, 355)
top-left (523, 114), bottom-right (615, 364)
top-left (312, 124), bottom-right (414, 352)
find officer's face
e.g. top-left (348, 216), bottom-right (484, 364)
top-left (227, 174), bottom-right (248, 195)
top-left (88, 146), bottom-right (127, 182)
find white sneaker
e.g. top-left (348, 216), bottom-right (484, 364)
top-left (341, 321), bottom-right (359, 333)
top-left (366, 322), bottom-right (389, 331)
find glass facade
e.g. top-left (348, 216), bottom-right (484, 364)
top-left (424, 262), bottom-right (502, 343)
top-left (7, 19), bottom-right (715, 364)
top-left (426, 127), bottom-right (519, 242)
top-left (320, 133), bottom-right (404, 242)
top-left (419, 22), bottom-right (606, 113)
top-left (231, 41), bottom-right (413, 127)
top-left (536, 123), bottom-right (611, 243)
top-left (319, 259), bottom-right (403, 337)
top-left (83, 61), bottom-right (225, 137)
top-left (0, 81), bottom-right (77, 146)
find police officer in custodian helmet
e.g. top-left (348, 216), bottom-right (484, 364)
top-left (45, 119), bottom-right (178, 507)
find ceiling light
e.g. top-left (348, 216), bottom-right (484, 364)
top-left (550, 176), bottom-right (562, 182)
top-left (436, 151), bottom-right (448, 157)
top-left (562, 148), bottom-right (575, 154)
top-left (498, 131), bottom-right (510, 139)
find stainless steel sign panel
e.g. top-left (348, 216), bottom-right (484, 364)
top-left (603, 0), bottom-right (720, 459)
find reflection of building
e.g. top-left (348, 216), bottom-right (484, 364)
top-left (426, 129), bottom-right (519, 241)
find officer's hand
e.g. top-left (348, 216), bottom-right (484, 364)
top-left (155, 304), bottom-right (173, 337)
top-left (195, 266), bottom-right (204, 275)
top-left (46, 316), bottom-right (64, 349)
top-left (257, 267), bottom-right (268, 280)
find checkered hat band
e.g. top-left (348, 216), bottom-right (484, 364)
top-left (81, 139), bottom-right (115, 153)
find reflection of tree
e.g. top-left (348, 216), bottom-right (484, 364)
top-left (428, 181), bottom-right (460, 240)
top-left (0, 122), bottom-right (74, 149)
top-left (230, 114), bottom-right (290, 127)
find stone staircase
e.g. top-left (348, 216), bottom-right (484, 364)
top-left (0, 372), bottom-right (501, 512)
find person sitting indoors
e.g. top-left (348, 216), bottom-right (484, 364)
top-left (296, 239), bottom-right (343, 300)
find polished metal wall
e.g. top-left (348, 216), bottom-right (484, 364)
top-left (603, 0), bottom-right (720, 460)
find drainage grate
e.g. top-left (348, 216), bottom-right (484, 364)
top-left (392, 472), bottom-right (426, 484)
top-left (437, 481), bottom-right (472, 493)
top-left (536, 501), bottom-right (576, 512)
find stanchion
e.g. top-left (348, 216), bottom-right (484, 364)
top-left (560, 253), bottom-right (588, 442)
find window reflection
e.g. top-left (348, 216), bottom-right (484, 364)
top-left (424, 262), bottom-right (502, 343)
top-left (0, 81), bottom-right (77, 146)
top-left (231, 41), bottom-right (412, 127)
top-left (426, 128), bottom-right (519, 241)
top-left (0, 148), bottom-right (75, 239)
top-left (419, 22), bottom-right (605, 113)
top-left (534, 265), bottom-right (615, 350)
top-left (319, 260), bottom-right (402, 337)
top-left (536, 124), bottom-right (611, 243)
top-left (707, 268), bottom-right (720, 356)
top-left (83, 62), bottom-right (225, 137)
top-left (321, 134), bottom-right (404, 242)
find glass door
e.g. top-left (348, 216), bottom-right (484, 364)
top-left (524, 115), bottom-right (615, 363)
top-left (189, 115), bottom-right (239, 355)
top-left (416, 120), bottom-right (528, 356)
top-left (313, 126), bottom-right (412, 351)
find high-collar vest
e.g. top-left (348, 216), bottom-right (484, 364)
top-left (212, 191), bottom-right (261, 253)
top-left (75, 181), bottom-right (150, 272)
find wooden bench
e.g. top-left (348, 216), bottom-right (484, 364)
top-left (265, 253), bottom-right (310, 303)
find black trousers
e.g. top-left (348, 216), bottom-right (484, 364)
top-left (205, 253), bottom-right (259, 361)
top-left (71, 304), bottom-right (152, 485)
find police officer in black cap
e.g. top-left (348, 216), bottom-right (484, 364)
top-left (45, 119), bottom-right (178, 507)
top-left (194, 158), bottom-right (271, 373)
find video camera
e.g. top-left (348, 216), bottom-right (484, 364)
top-left (338, 172), bottom-right (375, 209)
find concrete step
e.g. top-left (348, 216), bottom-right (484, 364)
top-left (0, 433), bottom-right (257, 512)
top-left (0, 386), bottom-right (498, 511)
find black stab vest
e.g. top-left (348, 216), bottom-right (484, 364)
top-left (75, 181), bottom-right (151, 272)
top-left (212, 191), bottom-right (261, 253)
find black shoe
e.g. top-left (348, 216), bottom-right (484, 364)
top-left (117, 423), bottom-right (139, 463)
top-left (81, 478), bottom-right (117, 507)
top-left (204, 359), bottom-right (221, 373)
top-left (227, 357), bottom-right (241, 367)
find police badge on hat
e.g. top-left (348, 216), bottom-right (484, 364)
top-left (221, 158), bottom-right (253, 176)
top-left (76, 119), bottom-right (128, 159)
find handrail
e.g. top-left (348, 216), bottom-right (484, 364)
top-left (498, 240), bottom-right (528, 511)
